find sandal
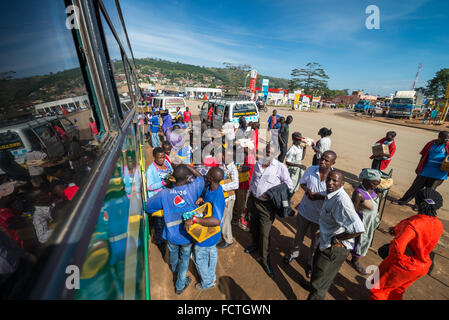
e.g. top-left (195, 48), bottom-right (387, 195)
top-left (349, 260), bottom-right (368, 275)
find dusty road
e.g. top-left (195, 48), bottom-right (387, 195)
top-left (147, 102), bottom-right (449, 300)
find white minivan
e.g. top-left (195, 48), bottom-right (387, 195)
top-left (151, 96), bottom-right (186, 118)
top-left (199, 99), bottom-right (260, 129)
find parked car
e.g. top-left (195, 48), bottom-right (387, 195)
top-left (0, 115), bottom-right (80, 173)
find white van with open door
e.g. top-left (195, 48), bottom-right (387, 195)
top-left (151, 96), bottom-right (186, 119)
top-left (199, 99), bottom-right (259, 129)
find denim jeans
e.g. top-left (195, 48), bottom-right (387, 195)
top-left (193, 245), bottom-right (218, 288)
top-left (152, 216), bottom-right (164, 245)
top-left (167, 242), bottom-right (192, 291)
top-left (151, 132), bottom-right (161, 148)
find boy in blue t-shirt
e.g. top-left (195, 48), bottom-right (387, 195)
top-left (145, 164), bottom-right (204, 295)
top-left (185, 167), bottom-right (225, 290)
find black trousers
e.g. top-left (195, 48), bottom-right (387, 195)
top-left (371, 159), bottom-right (382, 170)
top-left (399, 174), bottom-right (444, 204)
top-left (312, 154), bottom-right (319, 166)
top-left (278, 143), bottom-right (288, 163)
top-left (247, 193), bottom-right (276, 267)
top-left (308, 246), bottom-right (349, 300)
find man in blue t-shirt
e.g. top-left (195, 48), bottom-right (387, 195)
top-left (267, 109), bottom-right (280, 130)
top-left (145, 164), bottom-right (204, 295)
top-left (185, 167), bottom-right (225, 290)
top-left (149, 111), bottom-right (161, 148)
top-left (395, 131), bottom-right (449, 205)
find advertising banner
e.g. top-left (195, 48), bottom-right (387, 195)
top-left (294, 93), bottom-right (301, 105)
top-left (261, 78), bottom-right (269, 97)
top-left (250, 70), bottom-right (258, 79)
top-left (249, 78), bottom-right (257, 92)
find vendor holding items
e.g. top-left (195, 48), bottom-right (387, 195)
top-left (370, 131), bottom-right (397, 171)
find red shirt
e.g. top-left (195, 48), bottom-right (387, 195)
top-left (165, 155), bottom-right (172, 165)
top-left (64, 185), bottom-right (79, 201)
top-left (89, 121), bottom-right (99, 135)
top-left (54, 125), bottom-right (67, 140)
top-left (416, 140), bottom-right (449, 174)
top-left (183, 111), bottom-right (192, 122)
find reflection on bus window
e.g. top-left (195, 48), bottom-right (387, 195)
top-left (75, 126), bottom-right (145, 300)
top-left (0, 0), bottom-right (105, 298)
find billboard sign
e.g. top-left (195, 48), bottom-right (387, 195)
top-left (250, 70), bottom-right (258, 79)
top-left (261, 78), bottom-right (269, 97)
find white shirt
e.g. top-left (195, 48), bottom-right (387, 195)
top-left (286, 144), bottom-right (304, 165)
top-left (296, 165), bottom-right (327, 224)
top-left (223, 122), bottom-right (236, 141)
top-left (221, 162), bottom-right (239, 201)
top-left (24, 151), bottom-right (47, 176)
top-left (314, 136), bottom-right (331, 159)
top-left (318, 187), bottom-right (365, 251)
top-left (250, 158), bottom-right (293, 201)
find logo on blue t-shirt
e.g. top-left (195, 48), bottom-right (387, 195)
top-left (174, 195), bottom-right (186, 207)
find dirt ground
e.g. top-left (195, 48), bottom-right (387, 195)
top-left (146, 103), bottom-right (449, 300)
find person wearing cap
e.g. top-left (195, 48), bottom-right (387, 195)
top-left (285, 132), bottom-right (307, 193)
top-left (370, 188), bottom-right (444, 300)
top-left (349, 168), bottom-right (381, 275)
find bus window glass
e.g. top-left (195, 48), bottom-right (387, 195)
top-left (99, 12), bottom-right (130, 119)
top-left (102, 0), bottom-right (133, 62)
top-left (233, 103), bottom-right (257, 117)
top-left (0, 0), bottom-right (105, 298)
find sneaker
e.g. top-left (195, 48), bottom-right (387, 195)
top-left (217, 241), bottom-right (233, 249)
top-left (195, 282), bottom-right (215, 291)
top-left (348, 260), bottom-right (368, 276)
top-left (175, 276), bottom-right (192, 295)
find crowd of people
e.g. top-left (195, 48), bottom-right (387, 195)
top-left (142, 103), bottom-right (448, 300)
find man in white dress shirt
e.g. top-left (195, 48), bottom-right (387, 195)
top-left (307, 170), bottom-right (365, 300)
top-left (245, 144), bottom-right (293, 279)
top-left (284, 150), bottom-right (336, 279)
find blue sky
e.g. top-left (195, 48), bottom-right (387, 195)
top-left (121, 0), bottom-right (449, 96)
top-left (0, 0), bottom-right (447, 97)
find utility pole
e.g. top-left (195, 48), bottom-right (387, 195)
top-left (412, 63), bottom-right (422, 90)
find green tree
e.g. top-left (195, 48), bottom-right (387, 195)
top-left (425, 68), bottom-right (449, 98)
top-left (222, 62), bottom-right (251, 95)
top-left (289, 62), bottom-right (329, 95)
top-left (322, 88), bottom-right (349, 98)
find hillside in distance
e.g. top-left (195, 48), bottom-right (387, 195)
top-left (134, 57), bottom-right (290, 89)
